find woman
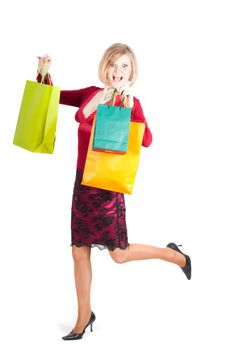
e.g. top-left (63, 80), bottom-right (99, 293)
top-left (37, 43), bottom-right (191, 341)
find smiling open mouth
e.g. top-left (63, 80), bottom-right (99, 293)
top-left (113, 76), bottom-right (123, 81)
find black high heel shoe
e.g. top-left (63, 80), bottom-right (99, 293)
top-left (166, 243), bottom-right (191, 280)
top-left (62, 311), bottom-right (96, 340)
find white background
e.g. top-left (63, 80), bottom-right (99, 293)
top-left (0, 0), bottom-right (232, 349)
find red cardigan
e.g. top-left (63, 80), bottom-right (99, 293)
top-left (37, 74), bottom-right (152, 169)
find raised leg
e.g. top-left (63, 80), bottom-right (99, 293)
top-left (108, 243), bottom-right (186, 267)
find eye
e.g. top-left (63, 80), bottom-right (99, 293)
top-left (110, 63), bottom-right (116, 68)
top-left (122, 64), bottom-right (128, 69)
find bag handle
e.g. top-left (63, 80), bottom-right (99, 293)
top-left (37, 71), bottom-right (52, 85)
top-left (38, 60), bottom-right (52, 85)
top-left (109, 89), bottom-right (128, 108)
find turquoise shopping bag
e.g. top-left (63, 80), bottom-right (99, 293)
top-left (92, 92), bottom-right (131, 154)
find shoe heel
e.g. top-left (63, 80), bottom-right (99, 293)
top-left (166, 242), bottom-right (191, 280)
top-left (90, 323), bottom-right (93, 332)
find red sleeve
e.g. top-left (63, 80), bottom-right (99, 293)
top-left (131, 98), bottom-right (153, 147)
top-left (36, 73), bottom-right (99, 107)
top-left (59, 86), bottom-right (100, 107)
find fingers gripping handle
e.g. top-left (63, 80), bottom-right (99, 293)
top-left (109, 89), bottom-right (128, 108)
top-left (37, 55), bottom-right (52, 84)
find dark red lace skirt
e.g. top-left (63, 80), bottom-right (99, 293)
top-left (70, 168), bottom-right (129, 251)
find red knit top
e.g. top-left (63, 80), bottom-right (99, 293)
top-left (37, 74), bottom-right (153, 169)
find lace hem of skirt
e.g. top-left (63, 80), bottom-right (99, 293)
top-left (70, 242), bottom-right (130, 251)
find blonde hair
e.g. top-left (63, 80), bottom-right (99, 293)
top-left (98, 43), bottom-right (138, 86)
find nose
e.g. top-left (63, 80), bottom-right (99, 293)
top-left (114, 65), bottom-right (121, 73)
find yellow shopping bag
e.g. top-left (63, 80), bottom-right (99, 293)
top-left (81, 117), bottom-right (145, 194)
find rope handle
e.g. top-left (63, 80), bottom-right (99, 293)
top-left (37, 71), bottom-right (52, 85)
top-left (37, 56), bottom-right (51, 85)
top-left (110, 89), bottom-right (128, 108)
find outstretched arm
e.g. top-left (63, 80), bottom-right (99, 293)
top-left (36, 54), bottom-right (93, 107)
top-left (36, 72), bottom-right (98, 108)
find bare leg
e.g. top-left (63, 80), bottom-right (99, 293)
top-left (71, 245), bottom-right (92, 333)
top-left (109, 243), bottom-right (186, 267)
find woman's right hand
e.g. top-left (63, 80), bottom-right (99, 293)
top-left (37, 54), bottom-right (52, 75)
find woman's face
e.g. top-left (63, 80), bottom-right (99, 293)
top-left (107, 54), bottom-right (132, 90)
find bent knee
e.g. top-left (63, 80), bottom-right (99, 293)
top-left (109, 247), bottom-right (127, 264)
top-left (72, 245), bottom-right (91, 262)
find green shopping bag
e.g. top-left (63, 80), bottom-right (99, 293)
top-left (92, 91), bottom-right (131, 154)
top-left (13, 79), bottom-right (60, 154)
